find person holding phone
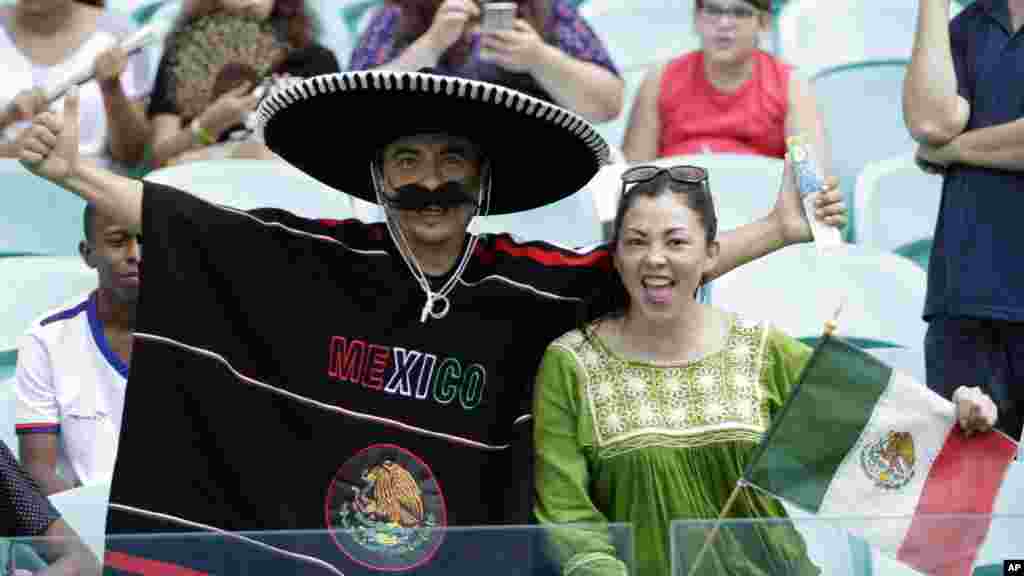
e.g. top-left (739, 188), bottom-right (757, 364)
top-left (349, 0), bottom-right (624, 124)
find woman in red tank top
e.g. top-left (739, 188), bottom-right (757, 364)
top-left (622, 0), bottom-right (830, 171)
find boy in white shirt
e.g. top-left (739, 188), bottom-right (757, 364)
top-left (14, 204), bottom-right (139, 494)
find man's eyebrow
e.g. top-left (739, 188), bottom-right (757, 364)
top-left (387, 146), bottom-right (421, 158)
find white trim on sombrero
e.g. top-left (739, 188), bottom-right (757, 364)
top-left (107, 503), bottom-right (348, 576)
top-left (134, 332), bottom-right (512, 451)
top-left (254, 71), bottom-right (611, 169)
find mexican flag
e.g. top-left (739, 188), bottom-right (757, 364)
top-left (745, 336), bottom-right (1018, 576)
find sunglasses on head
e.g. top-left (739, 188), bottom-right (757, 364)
top-left (620, 165), bottom-right (709, 194)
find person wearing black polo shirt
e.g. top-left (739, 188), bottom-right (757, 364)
top-left (905, 0), bottom-right (1024, 440)
top-left (15, 73), bottom-right (845, 574)
top-left (0, 442), bottom-right (100, 575)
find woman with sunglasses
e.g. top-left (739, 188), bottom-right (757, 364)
top-left (532, 164), bottom-right (997, 576)
top-left (621, 0), bottom-right (829, 171)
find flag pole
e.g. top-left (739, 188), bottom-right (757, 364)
top-left (687, 302), bottom-right (845, 576)
top-left (824, 299), bottom-right (844, 339)
top-left (684, 480), bottom-right (744, 576)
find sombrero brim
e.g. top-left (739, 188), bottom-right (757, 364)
top-left (255, 71), bottom-right (610, 215)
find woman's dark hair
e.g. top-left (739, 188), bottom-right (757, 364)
top-left (269, 0), bottom-right (321, 50)
top-left (578, 171), bottom-right (718, 332)
top-left (389, 0), bottom-right (553, 70)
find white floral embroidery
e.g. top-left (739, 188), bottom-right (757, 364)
top-left (697, 366), bottom-right (719, 395)
top-left (735, 398), bottom-right (756, 422)
top-left (730, 341), bottom-right (754, 362)
top-left (624, 376), bottom-right (647, 398)
top-left (594, 380), bottom-right (616, 403)
top-left (732, 373), bottom-right (753, 396)
top-left (637, 402), bottom-right (660, 427)
top-left (705, 399), bottom-right (725, 423)
top-left (603, 411), bottom-right (625, 435)
top-left (664, 376), bottom-right (685, 399)
top-left (667, 406), bottom-right (688, 426)
top-left (565, 318), bottom-right (768, 447)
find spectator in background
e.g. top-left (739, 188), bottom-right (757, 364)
top-left (0, 0), bottom-right (151, 171)
top-left (904, 0), bottom-right (1024, 440)
top-left (15, 204), bottom-right (138, 495)
top-left (1, 441), bottom-right (101, 575)
top-left (622, 0), bottom-right (829, 171)
top-left (349, 0), bottom-right (624, 124)
top-left (148, 0), bottom-right (340, 167)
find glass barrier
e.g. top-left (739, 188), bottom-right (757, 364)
top-left (4, 524), bottom-right (634, 576)
top-left (5, 514), bottom-right (1023, 575)
top-left (671, 513), bottom-right (1024, 576)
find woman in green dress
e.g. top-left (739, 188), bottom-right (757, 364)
top-left (531, 165), bottom-right (999, 576)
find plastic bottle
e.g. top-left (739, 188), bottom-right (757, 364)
top-left (787, 135), bottom-right (842, 253)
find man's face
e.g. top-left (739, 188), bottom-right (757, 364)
top-left (80, 211), bottom-right (142, 303)
top-left (380, 134), bottom-right (484, 248)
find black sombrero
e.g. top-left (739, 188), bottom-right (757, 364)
top-left (254, 70), bottom-right (611, 215)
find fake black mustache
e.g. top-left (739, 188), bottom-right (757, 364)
top-left (383, 182), bottom-right (479, 211)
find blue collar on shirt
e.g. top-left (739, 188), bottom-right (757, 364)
top-left (87, 291), bottom-right (130, 379)
top-left (975, 0), bottom-right (1014, 35)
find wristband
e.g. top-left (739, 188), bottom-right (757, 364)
top-left (191, 117), bottom-right (215, 146)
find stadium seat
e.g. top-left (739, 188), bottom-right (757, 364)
top-left (895, 237), bottom-right (933, 272)
top-left (144, 159), bottom-right (378, 221)
top-left (708, 243), bottom-right (928, 380)
top-left (0, 257), bottom-right (96, 355)
top-left (776, 0), bottom-right (966, 78)
top-left (49, 481), bottom-right (111, 562)
top-left (473, 186), bottom-right (604, 248)
top-left (854, 155), bottom-right (941, 254)
top-left (811, 60), bottom-right (917, 239)
top-left (0, 160), bottom-right (88, 257)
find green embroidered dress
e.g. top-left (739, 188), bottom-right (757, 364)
top-left (533, 314), bottom-right (820, 576)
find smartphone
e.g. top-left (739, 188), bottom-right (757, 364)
top-left (479, 2), bottom-right (517, 60)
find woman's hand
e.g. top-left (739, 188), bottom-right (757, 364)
top-left (426, 0), bottom-right (480, 55)
top-left (953, 386), bottom-right (998, 437)
top-left (196, 82), bottom-right (262, 140)
top-left (480, 18), bottom-right (547, 74)
top-left (774, 159), bottom-right (847, 245)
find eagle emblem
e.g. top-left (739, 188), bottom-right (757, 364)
top-left (327, 445), bottom-right (446, 571)
top-left (357, 460), bottom-right (426, 528)
top-left (860, 431), bottom-right (916, 490)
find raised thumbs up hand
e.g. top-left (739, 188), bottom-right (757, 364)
top-left (18, 86), bottom-right (80, 184)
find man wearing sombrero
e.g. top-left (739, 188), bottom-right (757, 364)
top-left (17, 71), bottom-right (845, 574)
